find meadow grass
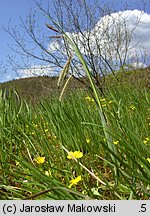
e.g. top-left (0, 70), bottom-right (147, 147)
top-left (0, 83), bottom-right (150, 200)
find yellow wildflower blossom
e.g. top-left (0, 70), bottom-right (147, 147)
top-left (15, 161), bottom-right (20, 166)
top-left (129, 105), bottom-right (136, 110)
top-left (100, 98), bottom-right (106, 102)
top-left (68, 175), bottom-right (81, 188)
top-left (143, 138), bottom-right (149, 144)
top-left (67, 151), bottom-right (83, 159)
top-left (113, 140), bottom-right (119, 145)
top-left (45, 170), bottom-right (52, 176)
top-left (86, 138), bottom-right (90, 144)
top-left (85, 96), bottom-right (94, 102)
top-left (34, 156), bottom-right (45, 164)
top-left (147, 158), bottom-right (150, 163)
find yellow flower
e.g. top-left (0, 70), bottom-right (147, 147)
top-left (86, 138), bottom-right (90, 144)
top-left (102, 103), bottom-right (107, 107)
top-left (100, 98), bottom-right (106, 102)
top-left (45, 170), bottom-right (52, 176)
top-left (143, 138), bottom-right (149, 144)
top-left (15, 161), bottom-right (20, 166)
top-left (67, 151), bottom-right (83, 159)
top-left (32, 123), bottom-right (38, 128)
top-left (34, 156), bottom-right (45, 164)
top-left (129, 105), bottom-right (135, 110)
top-left (85, 96), bottom-right (94, 102)
top-left (45, 129), bottom-right (49, 133)
top-left (147, 158), bottom-right (150, 163)
top-left (68, 175), bottom-right (81, 188)
top-left (113, 140), bottom-right (119, 145)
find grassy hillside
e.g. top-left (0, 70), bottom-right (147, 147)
top-left (0, 68), bottom-right (150, 200)
top-left (0, 76), bottom-right (86, 103)
top-left (0, 67), bottom-right (149, 103)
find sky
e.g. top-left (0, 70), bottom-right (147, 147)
top-left (0, 0), bottom-right (150, 83)
top-left (0, 0), bottom-right (37, 82)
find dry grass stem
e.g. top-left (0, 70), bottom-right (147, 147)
top-left (62, 145), bottom-right (106, 186)
top-left (48, 35), bottom-right (62, 38)
top-left (46, 23), bottom-right (59, 33)
top-left (57, 56), bottom-right (72, 88)
top-left (59, 75), bottom-right (73, 101)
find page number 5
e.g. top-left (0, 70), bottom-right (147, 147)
top-left (140, 204), bottom-right (146, 212)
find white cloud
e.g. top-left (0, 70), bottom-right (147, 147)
top-left (48, 9), bottom-right (150, 64)
top-left (48, 40), bottom-right (61, 52)
top-left (17, 9), bottom-right (150, 79)
top-left (18, 65), bottom-right (58, 79)
top-left (131, 61), bottom-right (147, 68)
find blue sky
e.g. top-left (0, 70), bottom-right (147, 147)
top-left (0, 0), bottom-right (36, 82)
top-left (0, 0), bottom-right (150, 83)
top-left (0, 0), bottom-right (36, 58)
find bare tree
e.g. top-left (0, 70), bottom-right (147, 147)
top-left (4, 0), bottom-right (146, 93)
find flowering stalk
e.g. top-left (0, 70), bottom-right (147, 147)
top-left (43, 12), bottom-right (119, 185)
